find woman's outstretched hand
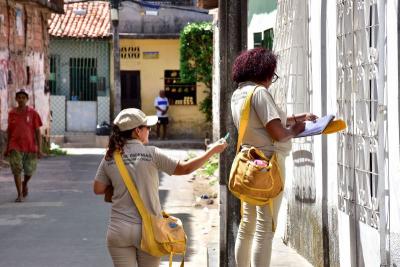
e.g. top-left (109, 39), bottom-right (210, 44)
top-left (173, 138), bottom-right (228, 175)
top-left (209, 138), bottom-right (228, 154)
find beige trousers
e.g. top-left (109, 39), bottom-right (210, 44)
top-left (106, 220), bottom-right (160, 267)
top-left (234, 154), bottom-right (286, 267)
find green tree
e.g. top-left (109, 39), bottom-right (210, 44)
top-left (180, 22), bottom-right (213, 122)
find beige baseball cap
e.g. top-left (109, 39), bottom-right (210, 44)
top-left (113, 108), bottom-right (158, 131)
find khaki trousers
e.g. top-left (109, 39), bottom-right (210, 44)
top-left (234, 154), bottom-right (286, 267)
top-left (107, 220), bottom-right (160, 267)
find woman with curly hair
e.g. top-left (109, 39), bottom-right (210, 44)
top-left (231, 48), bottom-right (317, 266)
top-left (93, 108), bottom-right (227, 267)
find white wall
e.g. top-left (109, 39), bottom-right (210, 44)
top-left (387, 0), bottom-right (400, 264)
top-left (247, 10), bottom-right (276, 49)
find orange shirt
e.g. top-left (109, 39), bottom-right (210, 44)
top-left (7, 107), bottom-right (43, 153)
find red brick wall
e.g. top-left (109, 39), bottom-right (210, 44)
top-left (0, 0), bottom-right (9, 50)
top-left (0, 0), bottom-right (53, 156)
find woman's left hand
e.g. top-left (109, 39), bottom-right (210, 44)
top-left (304, 113), bottom-right (318, 122)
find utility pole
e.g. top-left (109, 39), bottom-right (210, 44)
top-left (111, 0), bottom-right (121, 118)
top-left (218, 0), bottom-right (247, 266)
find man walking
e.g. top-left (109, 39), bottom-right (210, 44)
top-left (5, 89), bottom-right (43, 202)
top-left (154, 90), bottom-right (169, 139)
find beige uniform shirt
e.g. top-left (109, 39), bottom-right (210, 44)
top-left (231, 82), bottom-right (292, 157)
top-left (95, 140), bottom-right (179, 224)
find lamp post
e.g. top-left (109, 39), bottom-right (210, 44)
top-left (111, 0), bottom-right (121, 118)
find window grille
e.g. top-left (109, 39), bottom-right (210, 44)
top-left (49, 55), bottom-right (60, 95)
top-left (69, 58), bottom-right (97, 101)
top-left (336, 0), bottom-right (387, 231)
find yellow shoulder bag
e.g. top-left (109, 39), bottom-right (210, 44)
top-left (114, 152), bottom-right (186, 267)
top-left (228, 86), bottom-right (283, 231)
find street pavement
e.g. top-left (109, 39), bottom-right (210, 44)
top-left (0, 148), bottom-right (312, 267)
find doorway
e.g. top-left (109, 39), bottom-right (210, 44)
top-left (121, 71), bottom-right (141, 110)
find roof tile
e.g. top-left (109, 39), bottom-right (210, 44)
top-left (48, 1), bottom-right (110, 38)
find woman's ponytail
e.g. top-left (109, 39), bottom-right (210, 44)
top-left (105, 125), bottom-right (134, 160)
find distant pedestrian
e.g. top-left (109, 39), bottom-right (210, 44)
top-left (231, 48), bottom-right (317, 266)
top-left (4, 89), bottom-right (43, 202)
top-left (93, 108), bottom-right (227, 267)
top-left (154, 90), bottom-right (169, 139)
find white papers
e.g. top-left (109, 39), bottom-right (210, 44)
top-left (295, 114), bottom-right (335, 138)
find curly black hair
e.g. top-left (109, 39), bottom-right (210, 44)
top-left (232, 48), bottom-right (277, 83)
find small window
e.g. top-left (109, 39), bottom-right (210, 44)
top-left (120, 46), bottom-right (140, 59)
top-left (262, 28), bottom-right (274, 50)
top-left (253, 29), bottom-right (274, 50)
top-left (253, 32), bottom-right (262, 48)
top-left (69, 58), bottom-right (97, 101)
top-left (164, 70), bottom-right (196, 105)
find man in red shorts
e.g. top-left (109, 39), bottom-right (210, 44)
top-left (4, 89), bottom-right (43, 202)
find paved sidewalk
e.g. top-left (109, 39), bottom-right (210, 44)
top-left (271, 239), bottom-right (313, 267)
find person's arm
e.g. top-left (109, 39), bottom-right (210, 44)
top-left (4, 129), bottom-right (9, 157)
top-left (93, 158), bottom-right (111, 195)
top-left (154, 97), bottom-right (163, 112)
top-left (173, 140), bottom-right (227, 175)
top-left (93, 180), bottom-right (108, 195)
top-left (35, 128), bottom-right (43, 158)
top-left (4, 112), bottom-right (11, 157)
top-left (266, 118), bottom-right (305, 142)
top-left (287, 113), bottom-right (318, 126)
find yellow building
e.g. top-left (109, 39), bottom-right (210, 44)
top-left (113, 1), bottom-right (212, 139)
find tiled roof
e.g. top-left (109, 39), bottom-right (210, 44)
top-left (49, 1), bottom-right (110, 38)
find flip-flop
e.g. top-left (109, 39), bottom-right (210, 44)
top-left (15, 197), bottom-right (24, 203)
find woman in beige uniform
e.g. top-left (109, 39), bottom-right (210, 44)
top-left (231, 48), bottom-right (317, 267)
top-left (93, 108), bottom-right (227, 267)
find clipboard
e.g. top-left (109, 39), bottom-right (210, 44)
top-left (295, 114), bottom-right (335, 138)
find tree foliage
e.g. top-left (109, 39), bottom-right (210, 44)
top-left (180, 22), bottom-right (213, 122)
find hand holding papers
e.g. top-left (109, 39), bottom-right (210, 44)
top-left (295, 114), bottom-right (335, 138)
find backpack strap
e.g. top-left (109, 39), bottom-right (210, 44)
top-left (237, 85), bottom-right (259, 153)
top-left (114, 151), bottom-right (149, 220)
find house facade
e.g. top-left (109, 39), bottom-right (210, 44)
top-left (271, 1), bottom-right (399, 266)
top-left (115, 1), bottom-right (212, 138)
top-left (212, 0), bottom-right (400, 266)
top-left (48, 1), bottom-right (111, 136)
top-left (0, 0), bottom-right (63, 156)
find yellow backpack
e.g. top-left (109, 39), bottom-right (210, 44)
top-left (114, 152), bottom-right (186, 267)
top-left (228, 86), bottom-right (283, 231)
